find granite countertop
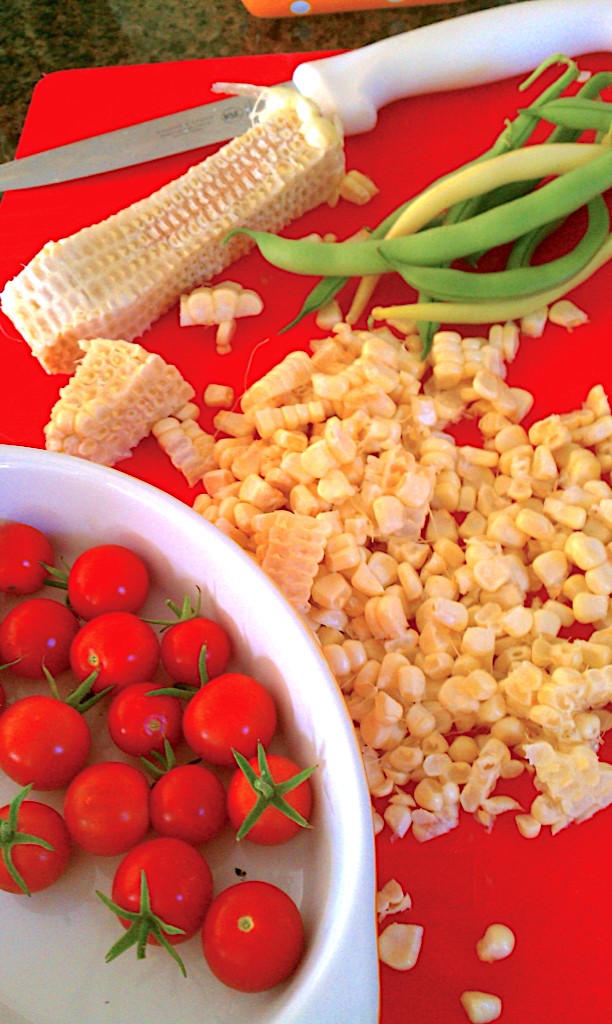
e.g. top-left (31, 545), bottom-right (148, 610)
top-left (0, 0), bottom-right (517, 164)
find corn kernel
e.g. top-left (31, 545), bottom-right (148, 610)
top-left (378, 922), bottom-right (424, 971)
top-left (204, 383), bottom-right (235, 407)
top-left (565, 531), bottom-right (607, 571)
top-left (585, 561), bottom-right (612, 596)
top-left (573, 591), bottom-right (608, 624)
top-left (515, 507), bottom-right (554, 541)
top-left (515, 813), bottom-right (542, 839)
top-left (460, 992), bottom-right (502, 1024)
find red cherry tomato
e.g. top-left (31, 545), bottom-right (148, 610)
top-left (149, 764), bottom-right (227, 846)
top-left (160, 616), bottom-right (231, 687)
top-left (67, 544), bottom-right (150, 619)
top-left (182, 672), bottom-right (277, 766)
top-left (202, 881), bottom-right (305, 992)
top-left (0, 795), bottom-right (72, 895)
top-left (0, 521), bottom-right (54, 595)
top-left (0, 694), bottom-right (91, 790)
top-left (63, 761), bottom-right (150, 856)
top-left (70, 612), bottom-right (160, 694)
top-left (111, 837), bottom-right (213, 945)
top-left (227, 753), bottom-right (313, 845)
top-left (0, 597), bottom-right (79, 679)
top-left (0, 681), bottom-right (5, 716)
top-left (107, 682), bottom-right (183, 758)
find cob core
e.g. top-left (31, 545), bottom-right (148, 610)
top-left (1, 88), bottom-right (345, 375)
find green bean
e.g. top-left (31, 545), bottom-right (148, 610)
top-left (379, 148), bottom-right (612, 268)
top-left (278, 206), bottom-right (419, 331)
top-left (573, 71), bottom-right (612, 99)
top-left (231, 193), bottom-right (435, 290)
top-left (371, 232), bottom-right (612, 325)
top-left (385, 143), bottom-right (598, 241)
top-left (280, 274), bottom-right (348, 332)
top-left (227, 228), bottom-right (389, 276)
top-left (248, 63), bottom-right (608, 328)
top-left (464, 72), bottom-right (612, 252)
top-left (526, 97), bottom-right (612, 133)
top-left (443, 55), bottom-right (581, 227)
top-left (229, 146), bottom-right (610, 279)
top-left (499, 74), bottom-right (612, 270)
top-left (417, 298), bottom-right (438, 358)
top-left (384, 197), bottom-right (608, 302)
top-left (506, 216), bottom-right (566, 270)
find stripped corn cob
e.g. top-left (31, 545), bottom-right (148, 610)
top-left (44, 338), bottom-right (194, 464)
top-left (1, 88), bottom-right (345, 375)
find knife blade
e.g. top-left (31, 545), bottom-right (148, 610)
top-left (0, 94), bottom-right (259, 192)
top-left (0, 0), bottom-right (609, 192)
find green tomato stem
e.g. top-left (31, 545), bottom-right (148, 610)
top-left (97, 870), bottom-right (187, 977)
top-left (232, 742), bottom-right (316, 841)
top-left (0, 785), bottom-right (55, 896)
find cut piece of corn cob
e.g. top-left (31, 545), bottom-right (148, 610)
top-left (1, 87), bottom-right (345, 375)
top-left (179, 281), bottom-right (264, 327)
top-left (44, 338), bottom-right (194, 464)
top-left (252, 509), bottom-right (333, 614)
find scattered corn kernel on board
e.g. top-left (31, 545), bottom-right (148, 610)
top-left (0, 50), bottom-right (611, 1024)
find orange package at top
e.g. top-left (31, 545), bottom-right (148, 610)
top-left (240, 0), bottom-right (459, 15)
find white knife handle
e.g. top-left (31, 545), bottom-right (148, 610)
top-left (292, 0), bottom-right (612, 135)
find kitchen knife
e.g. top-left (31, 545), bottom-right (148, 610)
top-left (0, 0), bottom-right (608, 191)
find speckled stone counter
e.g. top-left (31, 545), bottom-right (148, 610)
top-left (0, 0), bottom-right (517, 163)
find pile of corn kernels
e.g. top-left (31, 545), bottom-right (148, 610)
top-left (192, 314), bottom-right (612, 846)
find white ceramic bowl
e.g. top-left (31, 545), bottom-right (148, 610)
top-left (0, 444), bottom-right (379, 1024)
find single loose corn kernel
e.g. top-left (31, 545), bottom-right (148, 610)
top-left (460, 991), bottom-right (502, 1024)
top-left (543, 496), bottom-right (587, 530)
top-left (576, 415), bottom-right (612, 447)
top-left (520, 306), bottom-right (548, 337)
top-left (378, 923), bottom-right (424, 971)
top-left (204, 383), bottom-right (235, 408)
top-left (548, 298), bottom-right (588, 329)
top-left (383, 802), bottom-right (413, 838)
top-left (515, 507), bottom-right (554, 541)
top-left (515, 813), bottom-right (542, 838)
top-left (311, 571), bottom-right (353, 610)
top-left (315, 299), bottom-right (344, 330)
top-left (528, 415), bottom-right (571, 451)
top-left (476, 923), bottom-right (516, 962)
top-left (301, 439), bottom-right (339, 478)
top-left (573, 591), bottom-right (608, 624)
top-left (531, 550), bottom-right (569, 596)
top-left (585, 561), bottom-right (612, 596)
top-left (462, 627), bottom-right (496, 659)
top-left (431, 597), bottom-right (469, 631)
top-left (565, 531), bottom-right (607, 571)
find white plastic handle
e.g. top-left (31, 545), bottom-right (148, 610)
top-left (292, 0), bottom-right (612, 135)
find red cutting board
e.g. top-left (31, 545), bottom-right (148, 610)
top-left (0, 51), bottom-right (611, 1024)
